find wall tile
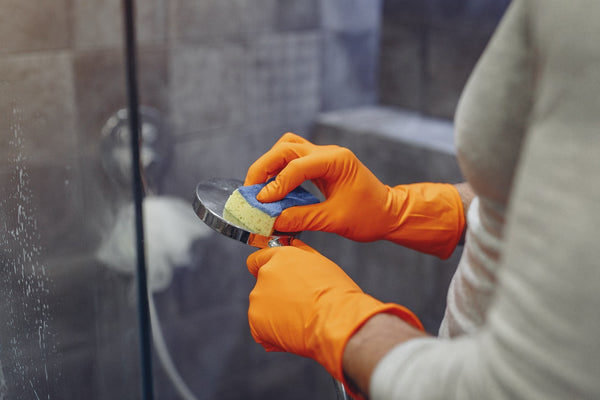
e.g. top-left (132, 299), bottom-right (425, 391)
top-left (160, 123), bottom-right (284, 200)
top-left (46, 347), bottom-right (97, 399)
top-left (73, 47), bottom-right (168, 152)
top-left (0, 254), bottom-right (138, 398)
top-left (321, 0), bottom-right (382, 32)
top-left (93, 262), bottom-right (142, 400)
top-left (382, 0), bottom-right (509, 29)
top-left (151, 302), bottom-right (330, 399)
top-left (425, 26), bottom-right (493, 119)
top-left (428, 0), bottom-right (510, 30)
top-left (73, 0), bottom-right (166, 49)
top-left (321, 31), bottom-right (379, 111)
top-left (73, 49), bottom-right (128, 151)
top-left (159, 233), bottom-right (255, 315)
top-left (45, 256), bottom-right (99, 350)
top-left (240, 0), bottom-right (278, 34)
top-left (379, 0), bottom-right (508, 119)
top-left (138, 47), bottom-right (170, 110)
top-left (0, 158), bottom-right (94, 262)
top-left (382, 0), bottom-right (430, 24)
top-left (245, 32), bottom-right (320, 127)
top-left (169, 43), bottom-right (246, 135)
top-left (170, 0), bottom-right (244, 42)
top-left (0, 0), bottom-right (71, 54)
top-left (378, 23), bottom-right (424, 110)
top-left (150, 304), bottom-right (249, 399)
top-left (274, 0), bottom-right (319, 32)
top-left (0, 52), bottom-right (77, 165)
top-left (171, 0), bottom-right (319, 39)
top-left (241, 357), bottom-right (331, 399)
top-left (73, 0), bottom-right (121, 49)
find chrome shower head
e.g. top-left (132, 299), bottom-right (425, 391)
top-left (192, 178), bottom-right (296, 248)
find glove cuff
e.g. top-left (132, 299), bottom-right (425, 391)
top-left (317, 295), bottom-right (423, 383)
top-left (385, 182), bottom-right (465, 259)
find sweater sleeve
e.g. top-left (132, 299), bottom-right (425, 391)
top-left (370, 0), bottom-right (600, 398)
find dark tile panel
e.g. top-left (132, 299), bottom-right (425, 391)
top-left (382, 0), bottom-right (509, 29)
top-left (378, 23), bottom-right (424, 110)
top-left (380, 0), bottom-right (509, 118)
top-left (151, 302), bottom-right (331, 399)
top-left (169, 43), bottom-right (246, 136)
top-left (0, 0), bottom-right (71, 54)
top-left (47, 347), bottom-right (97, 400)
top-left (0, 155), bottom-right (100, 261)
top-left (150, 304), bottom-right (248, 399)
top-left (275, 0), bottom-right (320, 32)
top-left (73, 0), bottom-right (166, 49)
top-left (0, 254), bottom-right (139, 398)
top-left (170, 0), bottom-right (245, 42)
top-left (0, 52), bottom-right (77, 165)
top-left (93, 263), bottom-right (142, 400)
top-left (74, 47), bottom-right (168, 152)
top-left (245, 32), bottom-right (320, 127)
top-left (382, 0), bottom-right (430, 24)
top-left (160, 123), bottom-right (290, 200)
top-left (240, 0), bottom-right (278, 35)
top-left (321, 0), bottom-right (382, 32)
top-left (425, 26), bottom-right (493, 119)
top-left (171, 0), bottom-right (320, 41)
top-left (320, 31), bottom-right (379, 111)
top-left (73, 49), bottom-right (128, 150)
top-left (153, 233), bottom-right (255, 316)
top-left (428, 0), bottom-right (511, 30)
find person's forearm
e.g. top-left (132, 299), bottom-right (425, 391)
top-left (342, 313), bottom-right (430, 397)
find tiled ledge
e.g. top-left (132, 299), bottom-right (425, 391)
top-left (311, 105), bottom-right (463, 186)
top-left (315, 106), bottom-right (456, 154)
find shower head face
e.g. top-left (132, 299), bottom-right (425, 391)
top-left (193, 178), bottom-right (295, 248)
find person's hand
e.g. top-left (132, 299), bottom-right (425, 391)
top-left (246, 240), bottom-right (422, 382)
top-left (245, 132), bottom-right (465, 258)
top-left (245, 133), bottom-right (396, 242)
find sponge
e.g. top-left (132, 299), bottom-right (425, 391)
top-left (223, 181), bottom-right (320, 236)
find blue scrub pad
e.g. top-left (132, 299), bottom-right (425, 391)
top-left (223, 180), bottom-right (320, 235)
top-left (237, 182), bottom-right (320, 217)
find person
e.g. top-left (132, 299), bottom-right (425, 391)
top-left (243, 0), bottom-right (600, 398)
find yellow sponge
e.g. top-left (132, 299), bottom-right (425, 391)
top-left (223, 181), bottom-right (319, 236)
top-left (224, 189), bottom-right (276, 236)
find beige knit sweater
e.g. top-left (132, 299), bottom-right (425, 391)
top-left (371, 0), bottom-right (600, 398)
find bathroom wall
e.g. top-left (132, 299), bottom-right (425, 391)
top-left (0, 0), bottom-right (383, 399)
top-left (145, 1), bottom-right (384, 399)
top-left (378, 0), bottom-right (511, 119)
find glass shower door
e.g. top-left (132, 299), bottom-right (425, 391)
top-left (0, 1), bottom-right (144, 398)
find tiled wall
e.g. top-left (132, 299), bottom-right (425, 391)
top-left (148, 1), bottom-right (384, 398)
top-left (161, 0), bottom-right (383, 199)
top-left (0, 0), bottom-right (382, 399)
top-left (378, 0), bottom-right (511, 119)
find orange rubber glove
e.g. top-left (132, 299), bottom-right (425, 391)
top-left (246, 240), bottom-right (423, 386)
top-left (245, 133), bottom-right (465, 259)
